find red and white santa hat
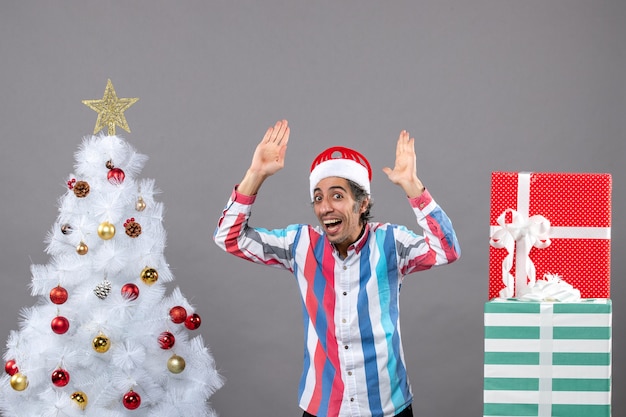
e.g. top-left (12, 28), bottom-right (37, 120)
top-left (309, 146), bottom-right (372, 200)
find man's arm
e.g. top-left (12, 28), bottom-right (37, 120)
top-left (237, 119), bottom-right (290, 196)
top-left (213, 120), bottom-right (295, 270)
top-left (383, 130), bottom-right (460, 272)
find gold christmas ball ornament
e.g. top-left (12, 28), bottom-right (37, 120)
top-left (70, 391), bottom-right (88, 410)
top-left (10, 372), bottom-right (29, 391)
top-left (92, 334), bottom-right (111, 353)
top-left (140, 267), bottom-right (158, 286)
top-left (97, 221), bottom-right (116, 240)
top-left (167, 354), bottom-right (186, 374)
top-left (135, 196), bottom-right (146, 211)
top-left (76, 241), bottom-right (88, 255)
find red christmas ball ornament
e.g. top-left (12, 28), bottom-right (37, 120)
top-left (51, 316), bottom-right (70, 334)
top-left (51, 368), bottom-right (70, 387)
top-left (107, 167), bottom-right (126, 185)
top-left (184, 313), bottom-right (202, 330)
top-left (169, 306), bottom-right (187, 324)
top-left (123, 390), bottom-right (141, 410)
top-left (158, 331), bottom-right (175, 349)
top-left (5, 359), bottom-right (18, 376)
top-left (49, 286), bottom-right (68, 305)
top-left (121, 283), bottom-right (140, 300)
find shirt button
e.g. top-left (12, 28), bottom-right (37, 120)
top-left (343, 266), bottom-right (347, 270)
top-left (343, 291), bottom-right (347, 296)
top-left (348, 371), bottom-right (352, 376)
top-left (344, 345), bottom-right (349, 350)
top-left (350, 398), bottom-right (355, 402)
top-left (342, 318), bottom-right (347, 323)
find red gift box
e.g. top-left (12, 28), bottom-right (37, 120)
top-left (488, 172), bottom-right (612, 299)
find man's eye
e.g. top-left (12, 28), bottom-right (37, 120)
top-left (314, 195), bottom-right (322, 202)
top-left (333, 193), bottom-right (343, 200)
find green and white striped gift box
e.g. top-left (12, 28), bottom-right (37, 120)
top-left (483, 299), bottom-right (612, 417)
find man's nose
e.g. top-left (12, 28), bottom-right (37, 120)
top-left (319, 198), bottom-right (333, 214)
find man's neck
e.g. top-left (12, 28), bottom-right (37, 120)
top-left (334, 223), bottom-right (367, 259)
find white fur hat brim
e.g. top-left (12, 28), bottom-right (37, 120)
top-left (309, 159), bottom-right (370, 200)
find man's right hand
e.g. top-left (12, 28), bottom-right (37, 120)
top-left (237, 120), bottom-right (290, 196)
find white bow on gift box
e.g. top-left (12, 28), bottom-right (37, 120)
top-left (490, 208), bottom-right (551, 298)
top-left (517, 272), bottom-right (581, 302)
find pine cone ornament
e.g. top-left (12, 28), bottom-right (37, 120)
top-left (73, 181), bottom-right (90, 198)
top-left (124, 218), bottom-right (142, 238)
top-left (94, 279), bottom-right (112, 300)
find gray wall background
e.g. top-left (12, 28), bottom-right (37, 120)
top-left (1, 1), bottom-right (624, 416)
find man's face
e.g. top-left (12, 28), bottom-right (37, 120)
top-left (313, 177), bottom-right (368, 255)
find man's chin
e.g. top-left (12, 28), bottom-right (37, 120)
top-left (326, 234), bottom-right (348, 246)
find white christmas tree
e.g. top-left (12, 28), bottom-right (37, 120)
top-left (0, 80), bottom-right (223, 417)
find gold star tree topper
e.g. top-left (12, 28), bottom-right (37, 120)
top-left (82, 79), bottom-right (139, 136)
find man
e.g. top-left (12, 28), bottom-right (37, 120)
top-left (214, 120), bottom-right (460, 417)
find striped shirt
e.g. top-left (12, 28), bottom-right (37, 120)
top-left (214, 187), bottom-right (460, 417)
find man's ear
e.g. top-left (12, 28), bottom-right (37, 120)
top-left (360, 197), bottom-right (370, 213)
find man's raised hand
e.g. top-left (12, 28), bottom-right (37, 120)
top-left (238, 120), bottom-right (290, 196)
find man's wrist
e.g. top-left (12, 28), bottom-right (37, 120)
top-left (402, 179), bottom-right (425, 199)
top-left (237, 169), bottom-right (268, 196)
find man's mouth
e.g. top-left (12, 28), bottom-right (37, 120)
top-left (323, 219), bottom-right (342, 233)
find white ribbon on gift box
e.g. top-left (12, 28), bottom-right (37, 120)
top-left (538, 302), bottom-right (554, 417)
top-left (489, 172), bottom-right (611, 298)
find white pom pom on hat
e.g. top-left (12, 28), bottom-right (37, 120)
top-left (309, 146), bottom-right (372, 200)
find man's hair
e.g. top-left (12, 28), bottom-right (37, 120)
top-left (347, 180), bottom-right (373, 224)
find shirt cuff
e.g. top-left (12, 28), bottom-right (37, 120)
top-left (408, 188), bottom-right (433, 211)
top-left (232, 185), bottom-right (257, 205)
